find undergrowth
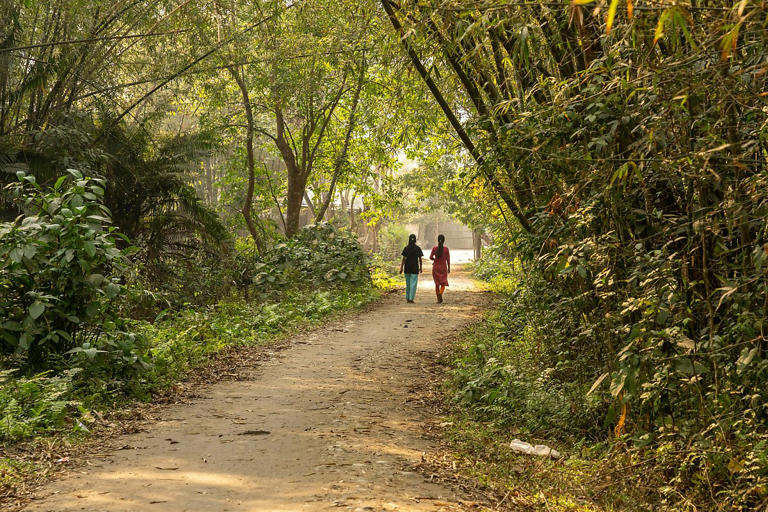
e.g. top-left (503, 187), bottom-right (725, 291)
top-left (1, 188), bottom-right (385, 446)
top-left (1, 286), bottom-right (379, 442)
top-left (442, 263), bottom-right (670, 511)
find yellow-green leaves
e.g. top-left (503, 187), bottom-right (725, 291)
top-left (653, 9), bottom-right (672, 45)
top-left (606, 0), bottom-right (620, 34)
top-left (737, 0), bottom-right (749, 17)
top-left (652, 6), bottom-right (695, 50)
top-left (721, 22), bottom-right (741, 60)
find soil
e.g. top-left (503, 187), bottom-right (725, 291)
top-left (20, 268), bottom-right (491, 512)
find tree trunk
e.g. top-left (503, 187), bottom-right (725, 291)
top-left (229, 66), bottom-right (265, 253)
top-left (275, 103), bottom-right (305, 236)
top-left (473, 228), bottom-right (483, 261)
top-left (284, 168), bottom-right (307, 237)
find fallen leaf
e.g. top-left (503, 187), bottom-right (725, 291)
top-left (239, 430), bottom-right (270, 436)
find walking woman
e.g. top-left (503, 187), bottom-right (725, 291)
top-left (430, 234), bottom-right (450, 303)
top-left (399, 234), bottom-right (423, 303)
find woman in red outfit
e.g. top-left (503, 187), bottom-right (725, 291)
top-left (429, 234), bottom-right (450, 303)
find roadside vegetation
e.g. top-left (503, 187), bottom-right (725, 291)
top-left (1, 0), bottom-right (767, 510)
top-left (0, 175), bottom-right (382, 427)
top-left (383, 0), bottom-right (768, 509)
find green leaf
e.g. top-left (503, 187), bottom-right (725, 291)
top-left (9, 247), bottom-right (23, 263)
top-left (1, 321), bottom-right (22, 331)
top-left (675, 358), bottom-right (694, 375)
top-left (653, 9), bottom-right (671, 44)
top-left (104, 282), bottom-right (120, 299)
top-left (86, 273), bottom-right (105, 286)
top-left (83, 241), bottom-right (96, 258)
top-left (54, 176), bottom-right (67, 191)
top-left (29, 301), bottom-right (45, 320)
top-left (19, 333), bottom-right (31, 351)
top-left (23, 244), bottom-right (37, 260)
top-left (86, 302), bottom-right (99, 318)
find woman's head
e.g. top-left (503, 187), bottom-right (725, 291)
top-left (408, 234), bottom-right (417, 245)
top-left (437, 234), bottom-right (445, 245)
top-left (436, 234), bottom-right (445, 257)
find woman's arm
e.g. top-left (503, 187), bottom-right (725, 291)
top-left (418, 257), bottom-right (422, 273)
top-left (447, 248), bottom-right (451, 273)
top-left (399, 256), bottom-right (405, 274)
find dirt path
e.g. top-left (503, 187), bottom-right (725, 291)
top-left (22, 269), bottom-right (489, 512)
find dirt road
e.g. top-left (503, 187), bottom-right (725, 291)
top-left (22, 269), bottom-right (489, 512)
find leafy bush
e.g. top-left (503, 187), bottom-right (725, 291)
top-left (236, 223), bottom-right (371, 296)
top-left (467, 239), bottom-right (768, 507)
top-left (471, 245), bottom-right (516, 282)
top-left (124, 223), bottom-right (374, 313)
top-left (450, 288), bottom-right (603, 442)
top-left (376, 223), bottom-right (409, 261)
top-left (0, 170), bottom-right (140, 370)
top-left (0, 369), bottom-right (80, 442)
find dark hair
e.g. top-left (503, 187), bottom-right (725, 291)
top-left (408, 234), bottom-right (417, 245)
top-left (436, 234), bottom-right (445, 258)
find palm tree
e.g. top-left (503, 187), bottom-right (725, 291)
top-left (0, 111), bottom-right (230, 267)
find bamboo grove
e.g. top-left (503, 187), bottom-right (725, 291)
top-left (381, 0), bottom-right (768, 506)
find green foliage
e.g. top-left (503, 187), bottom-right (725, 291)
top-left (237, 223), bottom-right (371, 296)
top-left (392, 0), bottom-right (768, 506)
top-left (0, 218), bottom-right (378, 440)
top-left (0, 369), bottom-right (79, 442)
top-left (450, 271), bottom-right (603, 442)
top-left (376, 223), bottom-right (408, 261)
top-left (0, 170), bottom-right (136, 369)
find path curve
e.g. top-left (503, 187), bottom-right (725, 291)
top-left (23, 269), bottom-right (488, 512)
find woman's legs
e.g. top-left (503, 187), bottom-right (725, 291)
top-left (405, 273), bottom-right (417, 302)
top-left (435, 284), bottom-right (446, 303)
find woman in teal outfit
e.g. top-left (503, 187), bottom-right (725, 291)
top-left (399, 234), bottom-right (423, 303)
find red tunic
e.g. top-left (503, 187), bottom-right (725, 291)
top-left (430, 245), bottom-right (450, 286)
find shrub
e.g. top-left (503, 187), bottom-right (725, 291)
top-left (0, 170), bottom-right (141, 371)
top-left (237, 223), bottom-right (372, 296)
top-left (0, 369), bottom-right (80, 442)
top-left (450, 290), bottom-right (604, 442)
